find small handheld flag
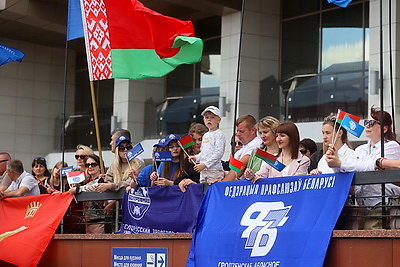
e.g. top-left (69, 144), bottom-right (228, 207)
top-left (154, 151), bottom-right (172, 162)
top-left (254, 148), bottom-right (277, 164)
top-left (271, 160), bottom-right (286, 172)
top-left (336, 109), bottom-right (360, 124)
top-left (126, 143), bottom-right (144, 162)
top-left (60, 166), bottom-right (74, 177)
top-left (178, 135), bottom-right (194, 149)
top-left (0, 44), bottom-right (25, 66)
top-left (341, 114), bottom-right (365, 138)
top-left (229, 156), bottom-right (243, 173)
top-left (66, 171), bottom-right (86, 185)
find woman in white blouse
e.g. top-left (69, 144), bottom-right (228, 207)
top-left (310, 114), bottom-right (354, 175)
top-left (326, 107), bottom-right (400, 229)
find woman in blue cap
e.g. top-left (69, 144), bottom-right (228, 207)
top-left (150, 134), bottom-right (185, 186)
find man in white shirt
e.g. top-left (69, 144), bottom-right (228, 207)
top-left (223, 115), bottom-right (262, 181)
top-left (0, 159), bottom-right (40, 199)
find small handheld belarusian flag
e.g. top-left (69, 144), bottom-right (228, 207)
top-left (66, 171), bottom-right (86, 185)
top-left (341, 114), bottom-right (365, 138)
top-left (254, 148), bottom-right (286, 172)
top-left (154, 151), bottom-right (173, 162)
top-left (229, 156), bottom-right (243, 173)
top-left (126, 143), bottom-right (144, 162)
top-left (336, 109), bottom-right (360, 124)
top-left (178, 135), bottom-right (194, 149)
top-left (254, 148), bottom-right (277, 164)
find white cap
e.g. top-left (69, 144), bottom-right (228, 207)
top-left (201, 106), bottom-right (221, 117)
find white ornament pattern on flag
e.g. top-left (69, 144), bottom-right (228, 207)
top-left (82, 0), bottom-right (112, 80)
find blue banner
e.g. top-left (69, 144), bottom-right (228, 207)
top-left (187, 172), bottom-right (354, 267)
top-left (67, 0), bottom-right (84, 41)
top-left (119, 184), bottom-right (204, 234)
top-left (126, 143), bottom-right (144, 162)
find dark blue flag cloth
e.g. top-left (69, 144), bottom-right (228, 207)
top-left (187, 172), bottom-right (354, 267)
top-left (118, 184), bottom-right (204, 234)
top-left (67, 0), bottom-right (84, 41)
top-left (327, 0), bottom-right (352, 7)
top-left (154, 151), bottom-right (172, 162)
top-left (341, 114), bottom-right (364, 138)
top-left (0, 44), bottom-right (25, 66)
top-left (126, 143), bottom-right (144, 162)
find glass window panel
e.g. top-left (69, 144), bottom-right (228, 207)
top-left (282, 0), bottom-right (320, 19)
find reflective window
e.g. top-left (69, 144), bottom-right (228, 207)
top-left (282, 1), bottom-right (369, 122)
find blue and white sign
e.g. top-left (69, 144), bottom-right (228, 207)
top-left (112, 247), bottom-right (167, 267)
top-left (153, 151), bottom-right (172, 162)
top-left (187, 172), bottom-right (354, 267)
top-left (126, 143), bottom-right (144, 162)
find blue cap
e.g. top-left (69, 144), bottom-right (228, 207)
top-left (115, 136), bottom-right (131, 147)
top-left (157, 134), bottom-right (181, 148)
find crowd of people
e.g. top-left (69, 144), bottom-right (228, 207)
top-left (1, 105), bottom-right (400, 231)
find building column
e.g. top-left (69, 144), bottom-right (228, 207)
top-left (220, 0), bottom-right (280, 142)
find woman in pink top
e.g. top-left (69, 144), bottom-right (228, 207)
top-left (244, 122), bottom-right (310, 183)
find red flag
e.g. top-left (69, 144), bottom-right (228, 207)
top-left (81, 0), bottom-right (203, 80)
top-left (336, 109), bottom-right (360, 123)
top-left (178, 135), bottom-right (194, 149)
top-left (0, 193), bottom-right (73, 267)
top-left (229, 156), bottom-right (243, 173)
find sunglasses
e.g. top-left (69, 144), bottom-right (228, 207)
top-left (118, 144), bottom-right (133, 151)
top-left (34, 157), bottom-right (46, 161)
top-left (85, 162), bottom-right (99, 168)
top-left (231, 142), bottom-right (243, 146)
top-left (364, 120), bottom-right (380, 127)
top-left (75, 155), bottom-right (87, 160)
top-left (323, 117), bottom-right (336, 122)
top-left (299, 149), bottom-right (308, 155)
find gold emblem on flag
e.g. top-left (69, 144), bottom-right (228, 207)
top-left (25, 201), bottom-right (42, 218)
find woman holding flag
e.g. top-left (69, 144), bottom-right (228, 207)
top-left (326, 106), bottom-right (400, 229)
top-left (244, 122), bottom-right (310, 182)
top-left (309, 114), bottom-right (354, 175)
top-left (246, 116), bottom-right (280, 173)
top-left (150, 134), bottom-right (185, 186)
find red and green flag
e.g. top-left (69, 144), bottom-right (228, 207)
top-left (336, 109), bottom-right (360, 124)
top-left (81, 0), bottom-right (203, 80)
top-left (229, 156), bottom-right (243, 173)
top-left (178, 135), bottom-right (194, 149)
top-left (254, 148), bottom-right (277, 164)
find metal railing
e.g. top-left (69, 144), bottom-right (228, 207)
top-left (60, 170), bottom-right (400, 233)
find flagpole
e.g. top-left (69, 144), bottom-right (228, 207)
top-left (89, 80), bottom-right (105, 174)
top-left (231, 0), bottom-right (246, 147)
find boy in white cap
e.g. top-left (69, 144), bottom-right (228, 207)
top-left (189, 106), bottom-right (226, 183)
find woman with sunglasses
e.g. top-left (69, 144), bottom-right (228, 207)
top-left (309, 114), bottom-right (354, 175)
top-left (75, 144), bottom-right (94, 171)
top-left (326, 107), bottom-right (400, 229)
top-left (244, 122), bottom-right (310, 182)
top-left (31, 157), bottom-right (51, 194)
top-left (69, 154), bottom-right (106, 234)
top-left (246, 116), bottom-right (280, 174)
top-left (150, 134), bottom-right (185, 186)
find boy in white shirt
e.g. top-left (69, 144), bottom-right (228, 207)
top-left (189, 106), bottom-right (226, 183)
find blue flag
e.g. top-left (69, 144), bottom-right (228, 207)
top-left (268, 160), bottom-right (286, 172)
top-left (327, 0), bottom-right (352, 8)
top-left (154, 151), bottom-right (172, 162)
top-left (341, 114), bottom-right (364, 138)
top-left (0, 44), bottom-right (25, 66)
top-left (118, 184), bottom-right (204, 234)
top-left (67, 0), bottom-right (84, 41)
top-left (60, 166), bottom-right (73, 177)
top-left (187, 172), bottom-right (354, 266)
top-left (126, 143), bottom-right (144, 162)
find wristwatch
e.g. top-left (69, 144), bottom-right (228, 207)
top-left (375, 157), bottom-right (383, 170)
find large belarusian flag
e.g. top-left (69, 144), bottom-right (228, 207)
top-left (80, 0), bottom-right (203, 81)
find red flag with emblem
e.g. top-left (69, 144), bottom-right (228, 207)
top-left (0, 193), bottom-right (73, 267)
